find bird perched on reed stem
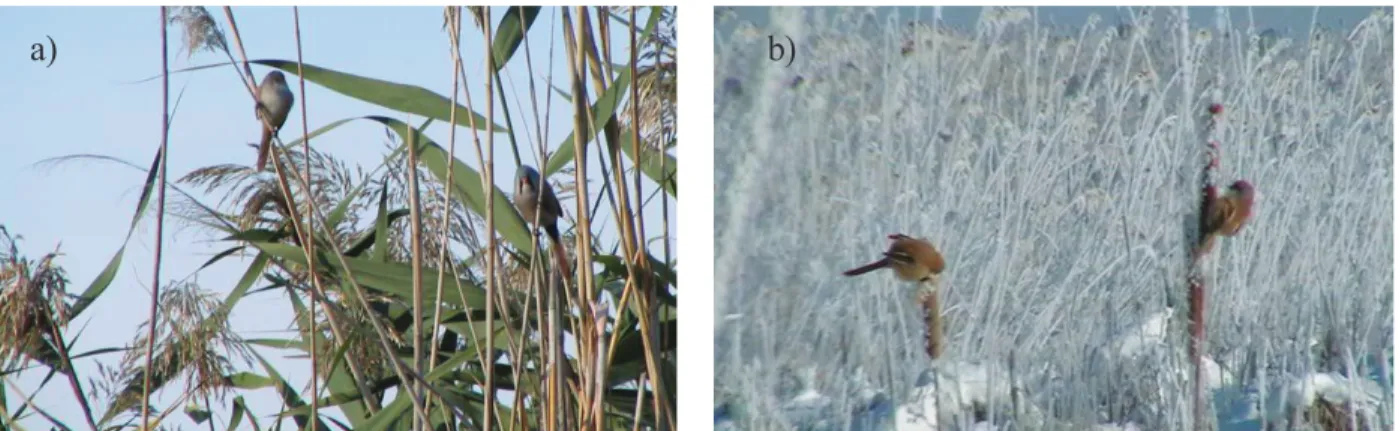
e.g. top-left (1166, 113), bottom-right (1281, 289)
top-left (514, 165), bottom-right (572, 279)
top-left (842, 233), bottom-right (945, 284)
top-left (254, 70), bottom-right (294, 172)
top-left (844, 233), bottom-right (948, 360)
top-left (1196, 180), bottom-right (1254, 258)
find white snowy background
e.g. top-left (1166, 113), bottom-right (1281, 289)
top-left (714, 6), bottom-right (1393, 430)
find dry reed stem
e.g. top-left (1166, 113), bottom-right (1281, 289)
top-left (567, 8), bottom-right (673, 428)
top-left (1188, 102), bottom-right (1224, 431)
top-left (444, 6), bottom-right (511, 428)
top-left (441, 6), bottom-right (496, 407)
top-left (290, 8), bottom-right (320, 430)
top-left (919, 283), bottom-right (944, 361)
top-left (222, 6), bottom-right (355, 425)
top-left (430, 6), bottom-right (463, 428)
top-left (508, 8), bottom-right (551, 428)
top-left (219, 8), bottom-right (436, 421)
top-left (406, 118), bottom-right (427, 431)
top-left (139, 7), bottom-right (171, 429)
top-left (478, 7), bottom-right (502, 429)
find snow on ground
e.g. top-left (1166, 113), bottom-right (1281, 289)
top-left (1263, 372), bottom-right (1387, 426)
top-left (1103, 306), bottom-right (1234, 390)
top-left (893, 360), bottom-right (1020, 430)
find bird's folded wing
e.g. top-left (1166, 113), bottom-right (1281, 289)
top-left (1201, 196), bottom-right (1231, 234)
top-left (884, 250), bottom-right (914, 265)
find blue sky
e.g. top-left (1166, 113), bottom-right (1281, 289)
top-left (2, 6), bottom-right (673, 428)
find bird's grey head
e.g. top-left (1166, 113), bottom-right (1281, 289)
top-left (264, 70), bottom-right (287, 85)
top-left (517, 165), bottom-right (542, 193)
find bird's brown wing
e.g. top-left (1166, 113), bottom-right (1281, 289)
top-left (884, 250), bottom-right (914, 265)
top-left (888, 238), bottom-right (945, 275)
top-left (1217, 197), bottom-right (1247, 236)
top-left (1201, 194), bottom-right (1234, 235)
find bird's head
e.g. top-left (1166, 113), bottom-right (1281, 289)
top-left (517, 165), bottom-right (542, 194)
top-left (1228, 180), bottom-right (1254, 200)
top-left (264, 70), bottom-right (287, 86)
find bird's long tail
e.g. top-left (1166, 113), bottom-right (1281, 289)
top-left (544, 225), bottom-right (572, 282)
top-left (842, 258), bottom-right (891, 276)
top-left (256, 127), bottom-right (272, 171)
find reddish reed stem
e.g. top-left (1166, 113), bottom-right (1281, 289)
top-left (1189, 102), bottom-right (1224, 430)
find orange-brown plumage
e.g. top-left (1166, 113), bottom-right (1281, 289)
top-left (1196, 180), bottom-right (1254, 257)
top-left (843, 233), bottom-right (944, 282)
